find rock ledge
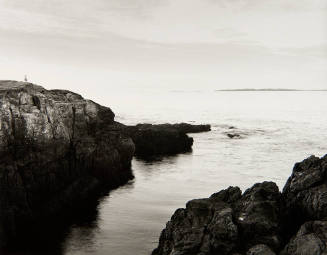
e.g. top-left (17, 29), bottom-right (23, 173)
top-left (124, 123), bottom-right (210, 157)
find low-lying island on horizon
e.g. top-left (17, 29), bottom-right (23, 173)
top-left (1, 0), bottom-right (326, 253)
top-left (0, 81), bottom-right (326, 255)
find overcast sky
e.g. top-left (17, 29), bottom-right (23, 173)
top-left (0, 0), bottom-right (326, 98)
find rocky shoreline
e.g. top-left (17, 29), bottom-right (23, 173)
top-left (0, 81), bottom-right (210, 248)
top-left (0, 81), bottom-right (135, 247)
top-left (3, 80), bottom-right (325, 255)
top-left (152, 154), bottom-right (327, 255)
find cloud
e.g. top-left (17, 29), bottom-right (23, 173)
top-left (0, 0), bottom-right (326, 50)
top-left (0, 0), bottom-right (326, 90)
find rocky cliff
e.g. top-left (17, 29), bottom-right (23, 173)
top-left (0, 81), bottom-right (135, 247)
top-left (153, 155), bottom-right (327, 255)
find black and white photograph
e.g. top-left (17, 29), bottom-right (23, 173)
top-left (0, 0), bottom-right (327, 254)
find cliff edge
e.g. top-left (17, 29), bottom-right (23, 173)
top-left (0, 81), bottom-right (135, 247)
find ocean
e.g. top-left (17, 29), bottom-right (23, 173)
top-left (8, 90), bottom-right (327, 255)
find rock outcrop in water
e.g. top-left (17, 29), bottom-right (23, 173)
top-left (124, 123), bottom-right (210, 157)
top-left (227, 133), bottom-right (241, 139)
top-left (153, 155), bottom-right (327, 255)
top-left (0, 81), bottom-right (135, 247)
top-left (160, 123), bottom-right (211, 133)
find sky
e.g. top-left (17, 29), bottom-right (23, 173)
top-left (0, 0), bottom-right (326, 100)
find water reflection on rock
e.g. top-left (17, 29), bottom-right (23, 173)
top-left (0, 193), bottom-right (105, 255)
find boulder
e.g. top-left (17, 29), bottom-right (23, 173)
top-left (0, 81), bottom-right (135, 247)
top-left (152, 184), bottom-right (282, 255)
top-left (153, 155), bottom-right (327, 255)
top-left (227, 133), bottom-right (241, 139)
top-left (281, 221), bottom-right (327, 255)
top-left (282, 155), bottom-right (327, 238)
top-left (152, 189), bottom-right (239, 255)
top-left (233, 182), bottom-right (282, 251)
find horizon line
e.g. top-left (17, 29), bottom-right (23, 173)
top-left (215, 88), bottom-right (327, 92)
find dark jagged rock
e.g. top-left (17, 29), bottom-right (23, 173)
top-left (153, 154), bottom-right (327, 255)
top-left (153, 187), bottom-right (240, 255)
top-left (280, 221), bottom-right (327, 255)
top-left (283, 155), bottom-right (327, 220)
top-left (0, 81), bottom-right (135, 247)
top-left (280, 154), bottom-right (327, 254)
top-left (124, 123), bottom-right (209, 157)
top-left (282, 155), bottom-right (327, 241)
top-left (247, 244), bottom-right (276, 255)
top-left (227, 133), bottom-right (241, 139)
top-left (225, 129), bottom-right (249, 139)
top-left (153, 184), bottom-right (281, 255)
top-left (233, 182), bottom-right (282, 251)
top-left (224, 126), bottom-right (261, 139)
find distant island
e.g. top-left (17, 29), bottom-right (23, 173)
top-left (216, 88), bottom-right (327, 91)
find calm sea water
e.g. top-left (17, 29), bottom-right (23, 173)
top-left (7, 91), bottom-right (327, 255)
